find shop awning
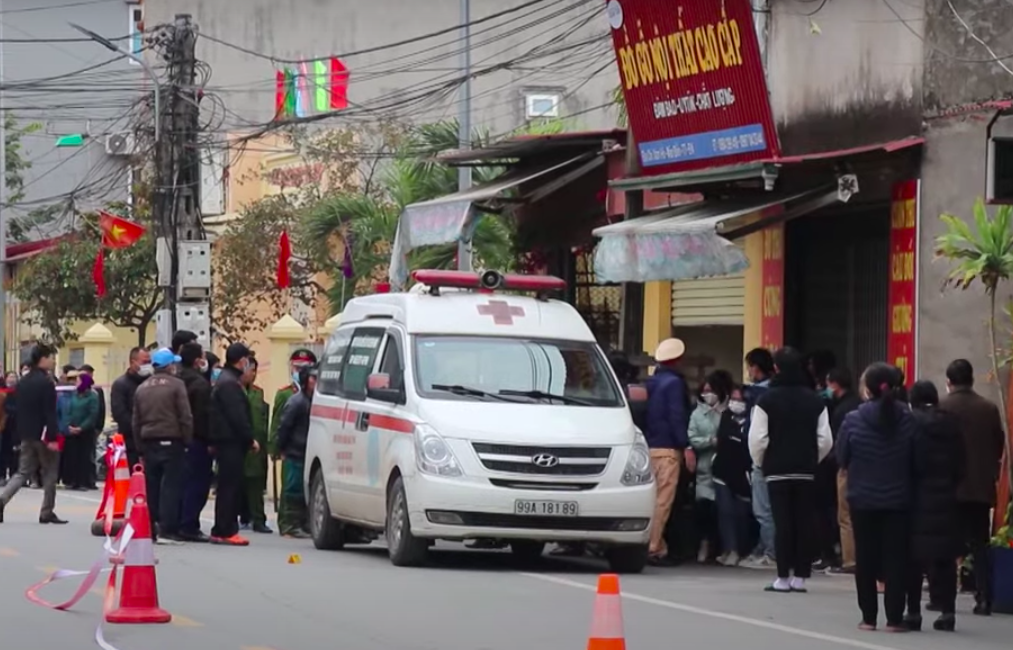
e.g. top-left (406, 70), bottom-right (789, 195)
top-left (592, 177), bottom-right (857, 283)
top-left (390, 154), bottom-right (603, 288)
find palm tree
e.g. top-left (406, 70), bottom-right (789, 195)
top-left (301, 119), bottom-right (516, 311)
top-left (936, 198), bottom-right (1013, 504)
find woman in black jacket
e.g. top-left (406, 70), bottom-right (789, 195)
top-left (904, 381), bottom-right (964, 632)
top-left (713, 385), bottom-right (753, 566)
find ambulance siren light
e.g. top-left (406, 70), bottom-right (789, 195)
top-left (411, 269), bottom-right (566, 292)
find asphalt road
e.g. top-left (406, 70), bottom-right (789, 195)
top-left (1, 487), bottom-right (1011, 650)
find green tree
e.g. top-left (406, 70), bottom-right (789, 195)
top-left (12, 197), bottom-right (160, 347)
top-left (936, 198), bottom-right (1013, 492)
top-left (302, 119), bottom-right (538, 313)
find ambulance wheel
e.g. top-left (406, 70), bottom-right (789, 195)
top-left (309, 470), bottom-right (345, 550)
top-left (605, 544), bottom-right (648, 574)
top-left (509, 541), bottom-right (546, 562)
top-left (386, 476), bottom-right (428, 567)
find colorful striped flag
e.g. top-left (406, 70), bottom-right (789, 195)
top-left (283, 68), bottom-right (297, 117)
top-left (314, 59), bottom-right (329, 112)
top-left (331, 57), bottom-right (349, 110)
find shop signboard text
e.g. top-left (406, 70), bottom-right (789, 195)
top-left (888, 180), bottom-right (919, 386)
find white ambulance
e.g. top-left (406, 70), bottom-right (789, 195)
top-left (304, 269), bottom-right (655, 572)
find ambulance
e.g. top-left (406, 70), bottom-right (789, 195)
top-left (304, 269), bottom-right (655, 573)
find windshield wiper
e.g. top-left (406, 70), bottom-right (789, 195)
top-left (430, 384), bottom-right (516, 402)
top-left (498, 389), bottom-right (595, 406)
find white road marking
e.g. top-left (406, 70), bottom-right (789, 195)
top-left (60, 491), bottom-right (217, 526)
top-left (520, 573), bottom-right (904, 650)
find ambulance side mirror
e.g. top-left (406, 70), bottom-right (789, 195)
top-left (367, 373), bottom-right (405, 405)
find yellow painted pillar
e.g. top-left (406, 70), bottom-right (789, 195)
top-left (80, 323), bottom-right (115, 426)
top-left (266, 315), bottom-right (308, 407)
top-left (642, 281), bottom-right (673, 357)
top-left (317, 313), bottom-right (341, 342)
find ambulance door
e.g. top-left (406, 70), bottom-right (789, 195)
top-left (335, 326), bottom-right (387, 521)
top-left (311, 325), bottom-right (353, 516)
top-left (356, 328), bottom-right (410, 524)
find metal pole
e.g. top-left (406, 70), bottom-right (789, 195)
top-left (0, 0), bottom-right (8, 373)
top-left (456, 0), bottom-right (473, 271)
top-left (69, 23), bottom-right (160, 143)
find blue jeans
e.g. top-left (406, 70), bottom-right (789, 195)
top-left (751, 467), bottom-right (775, 558)
top-left (716, 483), bottom-right (752, 556)
top-left (180, 441), bottom-right (214, 535)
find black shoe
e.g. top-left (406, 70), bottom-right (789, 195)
top-left (39, 514), bottom-right (68, 524)
top-left (903, 614), bottom-right (922, 631)
top-left (973, 603), bottom-right (992, 616)
top-left (0, 501), bottom-right (5, 524)
top-left (252, 523), bottom-right (274, 534)
top-left (178, 531), bottom-right (211, 543)
top-left (933, 614), bottom-right (956, 631)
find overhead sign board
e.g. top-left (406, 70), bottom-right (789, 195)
top-left (607, 0), bottom-right (780, 175)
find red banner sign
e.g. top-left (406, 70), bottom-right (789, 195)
top-left (888, 180), bottom-right (919, 386)
top-left (760, 224), bottom-right (784, 350)
top-left (607, 0), bottom-right (780, 176)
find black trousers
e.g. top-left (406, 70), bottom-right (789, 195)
top-left (907, 558), bottom-right (957, 616)
top-left (142, 439), bottom-right (186, 537)
top-left (851, 509), bottom-right (910, 627)
top-left (959, 503), bottom-right (993, 607)
top-left (211, 444), bottom-right (245, 539)
top-left (62, 433), bottom-right (91, 488)
top-left (767, 480), bottom-right (816, 579)
top-left (0, 431), bottom-right (17, 480)
top-left (85, 429), bottom-right (98, 487)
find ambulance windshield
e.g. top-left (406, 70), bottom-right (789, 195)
top-left (413, 336), bottom-right (623, 407)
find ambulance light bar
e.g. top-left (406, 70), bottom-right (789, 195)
top-left (411, 270), bottom-right (566, 293)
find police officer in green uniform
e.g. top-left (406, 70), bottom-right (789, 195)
top-left (241, 357), bottom-right (272, 534)
top-left (269, 349), bottom-right (317, 526)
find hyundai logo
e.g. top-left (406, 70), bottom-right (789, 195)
top-left (531, 453), bottom-right (560, 468)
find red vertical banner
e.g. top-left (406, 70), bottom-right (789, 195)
top-left (761, 224), bottom-right (784, 350)
top-left (888, 180), bottom-right (919, 386)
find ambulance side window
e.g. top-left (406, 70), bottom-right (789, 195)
top-left (378, 332), bottom-right (405, 391)
top-left (342, 327), bottom-right (386, 401)
top-left (316, 328), bottom-right (353, 396)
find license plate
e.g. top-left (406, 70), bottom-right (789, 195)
top-left (514, 500), bottom-right (579, 517)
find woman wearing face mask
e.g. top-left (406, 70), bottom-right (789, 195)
top-left (688, 370), bottom-right (732, 563)
top-left (65, 373), bottom-right (100, 491)
top-left (713, 386), bottom-right (753, 566)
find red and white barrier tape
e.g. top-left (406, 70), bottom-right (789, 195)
top-left (25, 519), bottom-right (136, 650)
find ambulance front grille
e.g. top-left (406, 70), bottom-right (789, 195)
top-left (471, 442), bottom-right (610, 476)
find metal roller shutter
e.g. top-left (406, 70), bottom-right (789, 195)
top-left (671, 273), bottom-right (746, 326)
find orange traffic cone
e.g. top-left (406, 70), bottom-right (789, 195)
top-left (587, 574), bottom-right (625, 650)
top-left (106, 493), bottom-right (172, 624)
top-left (91, 435), bottom-right (132, 537)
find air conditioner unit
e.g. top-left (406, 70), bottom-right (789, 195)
top-left (105, 132), bottom-right (137, 156)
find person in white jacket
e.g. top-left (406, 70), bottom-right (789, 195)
top-left (748, 347), bottom-right (833, 594)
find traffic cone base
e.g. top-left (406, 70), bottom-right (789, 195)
top-left (92, 435), bottom-right (131, 536)
top-left (105, 491), bottom-right (172, 625)
top-left (587, 574), bottom-right (626, 650)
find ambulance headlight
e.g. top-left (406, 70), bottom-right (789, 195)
top-left (414, 424), bottom-right (463, 477)
top-left (621, 432), bottom-right (653, 486)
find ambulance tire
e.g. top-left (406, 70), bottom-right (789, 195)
top-left (310, 470), bottom-right (345, 550)
top-left (605, 544), bottom-right (648, 574)
top-left (386, 476), bottom-right (429, 567)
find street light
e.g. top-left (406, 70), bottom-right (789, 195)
top-left (69, 22), bottom-right (160, 143)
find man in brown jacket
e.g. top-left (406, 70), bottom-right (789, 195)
top-left (132, 347), bottom-right (194, 542)
top-left (940, 359), bottom-right (1006, 616)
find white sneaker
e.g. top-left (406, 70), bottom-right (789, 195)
top-left (742, 554), bottom-right (775, 569)
top-left (724, 551), bottom-right (740, 566)
top-left (717, 552), bottom-right (730, 566)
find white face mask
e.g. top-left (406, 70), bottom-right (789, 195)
top-left (138, 364), bottom-right (154, 377)
top-left (701, 392), bottom-right (718, 407)
top-left (728, 399), bottom-right (747, 415)
top-left (198, 359), bottom-right (209, 372)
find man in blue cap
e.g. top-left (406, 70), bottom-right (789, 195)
top-left (132, 347), bottom-right (193, 542)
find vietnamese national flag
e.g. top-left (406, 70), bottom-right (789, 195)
top-left (99, 211), bottom-right (146, 249)
top-left (275, 70), bottom-right (286, 118)
top-left (93, 249), bottom-right (106, 297)
top-left (330, 57), bottom-right (349, 110)
top-left (277, 230), bottom-right (292, 289)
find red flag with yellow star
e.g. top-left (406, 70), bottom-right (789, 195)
top-left (99, 211), bottom-right (146, 249)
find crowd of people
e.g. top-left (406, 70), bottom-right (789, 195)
top-left (639, 340), bottom-right (1006, 632)
top-left (0, 332), bottom-right (321, 548)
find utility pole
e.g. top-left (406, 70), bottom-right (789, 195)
top-left (456, 0), bottom-right (473, 272)
top-left (154, 14), bottom-right (208, 348)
